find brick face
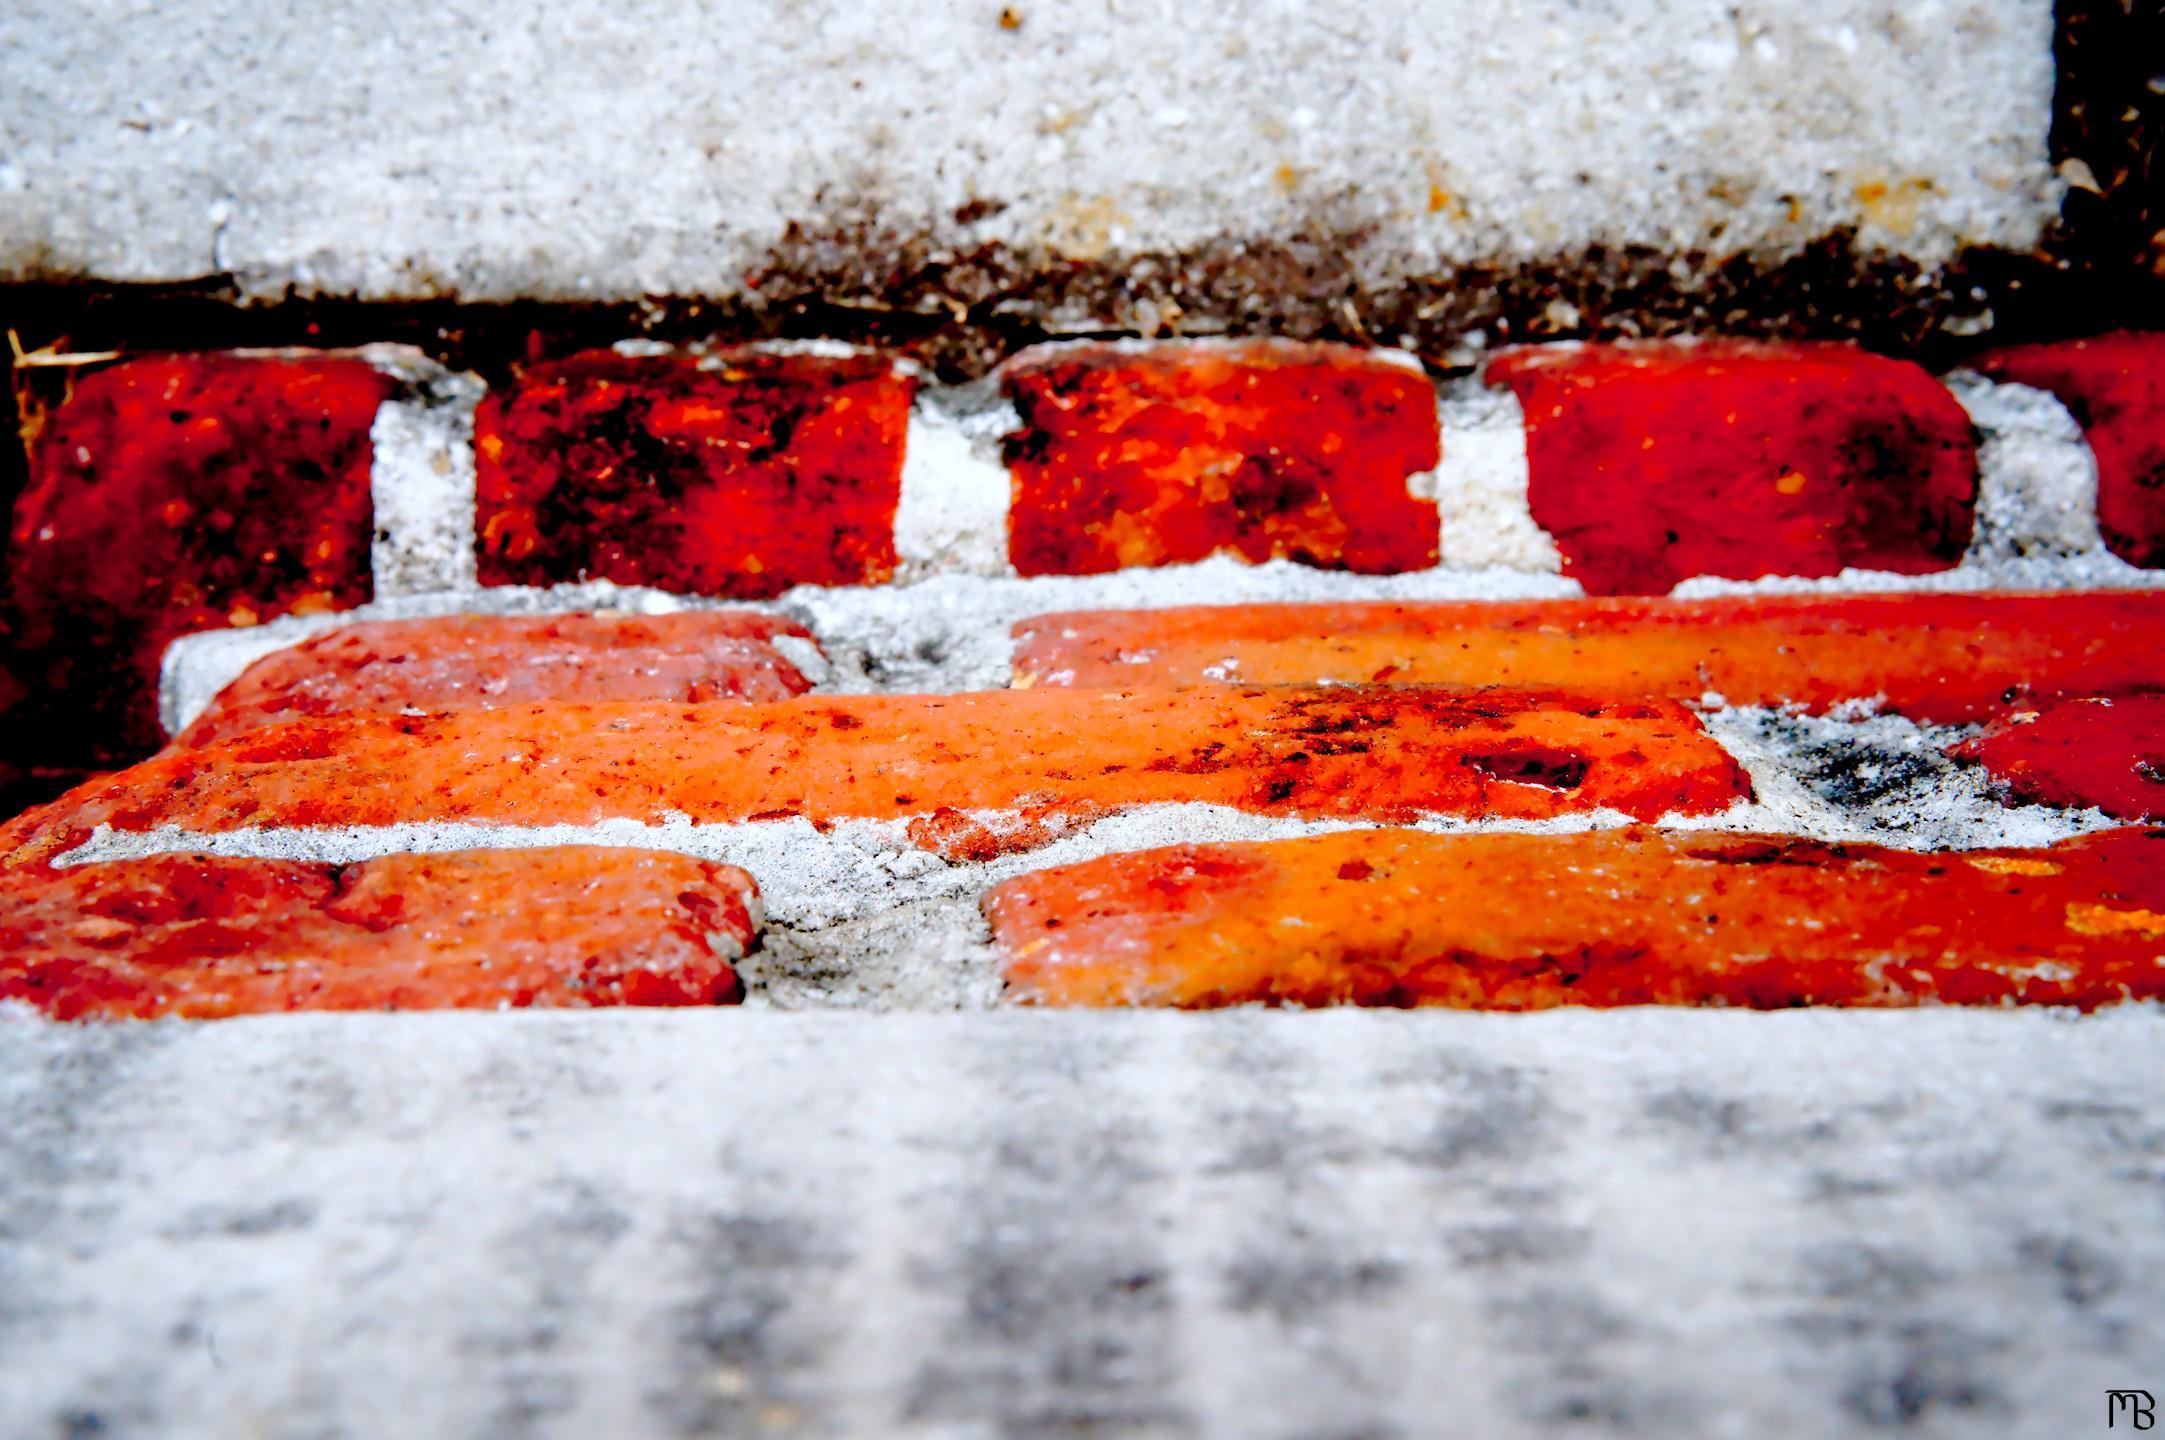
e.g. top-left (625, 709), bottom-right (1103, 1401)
top-left (1954, 693), bottom-right (2165, 821)
top-left (3, 329), bottom-right (2158, 1019)
top-left (475, 348), bottom-right (912, 598)
top-left (176, 611), bottom-right (820, 746)
top-left (1974, 332), bottom-right (2165, 569)
top-left (1487, 341), bottom-right (1977, 594)
top-left (0, 688), bottom-right (1748, 865)
top-left (0, 847), bottom-right (756, 1019)
top-left (987, 826), bottom-right (2165, 1009)
top-left (1011, 591), bottom-right (2165, 723)
top-left (7, 355), bottom-right (391, 762)
top-left (1002, 340), bottom-right (1441, 576)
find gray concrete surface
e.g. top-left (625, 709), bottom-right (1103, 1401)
top-left (0, 0), bottom-right (2059, 303)
top-left (3, 1006), bottom-right (2160, 1438)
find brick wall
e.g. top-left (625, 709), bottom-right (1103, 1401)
top-left (3, 330), bottom-right (2162, 1016)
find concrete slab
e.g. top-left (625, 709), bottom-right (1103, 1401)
top-left (2, 1007), bottom-right (2158, 1437)
top-left (0, 0), bottom-right (2059, 304)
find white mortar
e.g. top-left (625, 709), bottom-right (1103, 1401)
top-left (360, 346), bottom-right (484, 597)
top-left (892, 391), bottom-right (1015, 581)
top-left (1429, 376), bottom-right (1563, 574)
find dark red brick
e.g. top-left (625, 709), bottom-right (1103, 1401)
top-left (176, 610), bottom-right (821, 746)
top-left (1973, 332), bottom-right (2165, 568)
top-left (7, 354), bottom-right (391, 762)
top-left (476, 348), bottom-right (912, 598)
top-left (1954, 692), bottom-right (2165, 821)
top-left (1002, 340), bottom-right (1441, 576)
top-left (0, 847), bottom-right (757, 1019)
top-left (1486, 341), bottom-right (1977, 594)
top-left (988, 825), bottom-right (2165, 1009)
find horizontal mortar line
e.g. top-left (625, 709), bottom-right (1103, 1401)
top-left (52, 810), bottom-right (1614, 870)
top-left (157, 559), bottom-right (2165, 730)
top-left (49, 793), bottom-right (2088, 879)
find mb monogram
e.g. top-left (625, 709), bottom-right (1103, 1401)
top-left (2111, 1391), bottom-right (2156, 1429)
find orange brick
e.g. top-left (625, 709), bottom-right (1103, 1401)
top-left (177, 610), bottom-right (820, 746)
top-left (1953, 693), bottom-right (2165, 821)
top-left (1002, 340), bottom-right (1441, 576)
top-left (987, 826), bottom-right (2165, 1009)
top-left (1011, 591), bottom-right (2165, 724)
top-left (1, 688), bottom-right (1749, 865)
top-left (0, 847), bottom-right (756, 1020)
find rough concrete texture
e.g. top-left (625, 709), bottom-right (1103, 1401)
top-left (0, 0), bottom-right (2059, 303)
top-left (2, 1007), bottom-right (2159, 1438)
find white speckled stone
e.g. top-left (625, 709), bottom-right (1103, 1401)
top-left (0, 0), bottom-right (2059, 302)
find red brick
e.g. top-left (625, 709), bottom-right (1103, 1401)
top-left (1486, 342), bottom-right (1977, 594)
top-left (0, 688), bottom-right (1749, 866)
top-left (176, 610), bottom-right (820, 747)
top-left (7, 354), bottom-right (391, 762)
top-left (0, 847), bottom-right (756, 1019)
top-left (987, 826), bottom-right (2165, 1009)
top-left (1953, 693), bottom-right (2165, 821)
top-left (475, 348), bottom-right (912, 598)
top-left (1012, 590), bottom-right (2165, 724)
top-left (1973, 332), bottom-right (2165, 568)
top-left (1002, 340), bottom-right (1441, 576)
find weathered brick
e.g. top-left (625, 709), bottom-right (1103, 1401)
top-left (7, 354), bottom-right (391, 762)
top-left (1012, 591), bottom-right (2165, 724)
top-left (0, 847), bottom-right (756, 1019)
top-left (475, 348), bottom-right (912, 597)
top-left (1973, 332), bottom-right (2165, 568)
top-left (177, 610), bottom-right (820, 746)
top-left (1, 688), bottom-right (1749, 866)
top-left (1002, 340), bottom-right (1441, 576)
top-left (1954, 693), bottom-right (2165, 821)
top-left (1486, 342), bottom-right (1977, 594)
top-left (987, 826), bottom-right (2165, 1009)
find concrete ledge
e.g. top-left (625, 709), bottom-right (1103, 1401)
top-left (0, 0), bottom-right (2058, 308)
top-left (2, 1007), bottom-right (2157, 1437)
